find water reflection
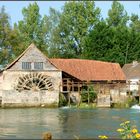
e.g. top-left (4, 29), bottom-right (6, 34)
top-left (0, 108), bottom-right (140, 139)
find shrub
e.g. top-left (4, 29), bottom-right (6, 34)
top-left (126, 97), bottom-right (138, 107)
top-left (59, 93), bottom-right (67, 107)
top-left (81, 85), bottom-right (97, 103)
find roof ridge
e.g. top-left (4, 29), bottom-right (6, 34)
top-left (50, 58), bottom-right (119, 64)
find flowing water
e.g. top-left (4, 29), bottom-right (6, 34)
top-left (0, 108), bottom-right (140, 139)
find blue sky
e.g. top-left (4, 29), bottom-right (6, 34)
top-left (0, 1), bottom-right (140, 25)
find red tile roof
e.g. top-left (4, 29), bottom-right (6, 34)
top-left (50, 59), bottom-right (126, 81)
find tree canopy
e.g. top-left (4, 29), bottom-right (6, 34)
top-left (0, 1), bottom-right (140, 67)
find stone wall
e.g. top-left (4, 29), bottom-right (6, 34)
top-left (1, 90), bottom-right (59, 108)
top-left (97, 95), bottom-right (111, 107)
top-left (110, 89), bottom-right (127, 103)
top-left (0, 44), bottom-right (62, 108)
top-left (1, 70), bottom-right (62, 108)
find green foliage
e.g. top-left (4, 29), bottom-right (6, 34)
top-left (59, 93), bottom-right (67, 107)
top-left (14, 2), bottom-right (49, 57)
top-left (112, 103), bottom-right (129, 108)
top-left (0, 6), bottom-right (15, 65)
top-left (81, 85), bottom-right (97, 103)
top-left (107, 1), bottom-right (129, 26)
top-left (126, 97), bottom-right (138, 107)
top-left (130, 13), bottom-right (140, 32)
top-left (49, 1), bottom-right (101, 58)
top-left (111, 97), bottom-right (138, 108)
top-left (46, 8), bottom-right (61, 58)
top-left (83, 20), bottom-right (114, 61)
top-left (83, 1), bottom-right (139, 66)
top-left (1, 1), bottom-right (140, 67)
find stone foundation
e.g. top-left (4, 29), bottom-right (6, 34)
top-left (1, 90), bottom-right (59, 108)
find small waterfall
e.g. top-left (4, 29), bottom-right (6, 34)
top-left (60, 106), bottom-right (70, 109)
top-left (131, 104), bottom-right (140, 109)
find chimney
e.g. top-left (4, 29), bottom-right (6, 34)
top-left (132, 60), bottom-right (138, 67)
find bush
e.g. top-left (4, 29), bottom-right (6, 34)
top-left (126, 97), bottom-right (138, 107)
top-left (112, 97), bottom-right (138, 108)
top-left (81, 85), bottom-right (97, 103)
top-left (59, 93), bottom-right (67, 107)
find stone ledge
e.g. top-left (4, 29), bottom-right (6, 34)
top-left (1, 102), bottom-right (58, 108)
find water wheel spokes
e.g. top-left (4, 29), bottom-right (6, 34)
top-left (16, 73), bottom-right (54, 91)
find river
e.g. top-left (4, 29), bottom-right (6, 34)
top-left (0, 108), bottom-right (140, 139)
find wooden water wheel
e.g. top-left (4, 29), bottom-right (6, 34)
top-left (15, 73), bottom-right (54, 91)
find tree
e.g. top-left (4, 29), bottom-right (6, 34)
top-left (83, 20), bottom-right (114, 61)
top-left (50, 1), bottom-right (101, 58)
top-left (106, 1), bottom-right (130, 65)
top-left (0, 6), bottom-right (14, 66)
top-left (81, 85), bottom-right (97, 103)
top-left (127, 15), bottom-right (140, 63)
top-left (14, 2), bottom-right (49, 56)
top-left (46, 7), bottom-right (61, 58)
top-left (130, 14), bottom-right (140, 32)
top-left (84, 1), bottom-right (131, 66)
top-left (105, 25), bottom-right (131, 66)
top-left (107, 1), bottom-right (129, 27)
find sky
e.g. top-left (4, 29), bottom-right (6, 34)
top-left (0, 1), bottom-right (140, 26)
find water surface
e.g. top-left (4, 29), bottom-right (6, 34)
top-left (0, 108), bottom-right (140, 139)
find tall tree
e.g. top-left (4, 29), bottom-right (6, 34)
top-left (84, 1), bottom-right (131, 66)
top-left (83, 20), bottom-right (114, 61)
top-left (46, 7), bottom-right (61, 58)
top-left (105, 26), bottom-right (131, 65)
top-left (0, 6), bottom-right (14, 66)
top-left (50, 1), bottom-right (101, 58)
top-left (127, 14), bottom-right (140, 63)
top-left (130, 14), bottom-right (140, 32)
top-left (15, 2), bottom-right (49, 55)
top-left (107, 1), bottom-right (129, 26)
top-left (105, 1), bottom-right (130, 65)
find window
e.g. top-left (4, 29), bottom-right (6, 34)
top-left (22, 62), bottom-right (31, 70)
top-left (34, 62), bottom-right (43, 70)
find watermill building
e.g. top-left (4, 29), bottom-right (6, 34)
top-left (0, 43), bottom-right (126, 107)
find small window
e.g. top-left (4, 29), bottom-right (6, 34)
top-left (22, 62), bottom-right (31, 70)
top-left (34, 62), bottom-right (43, 70)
